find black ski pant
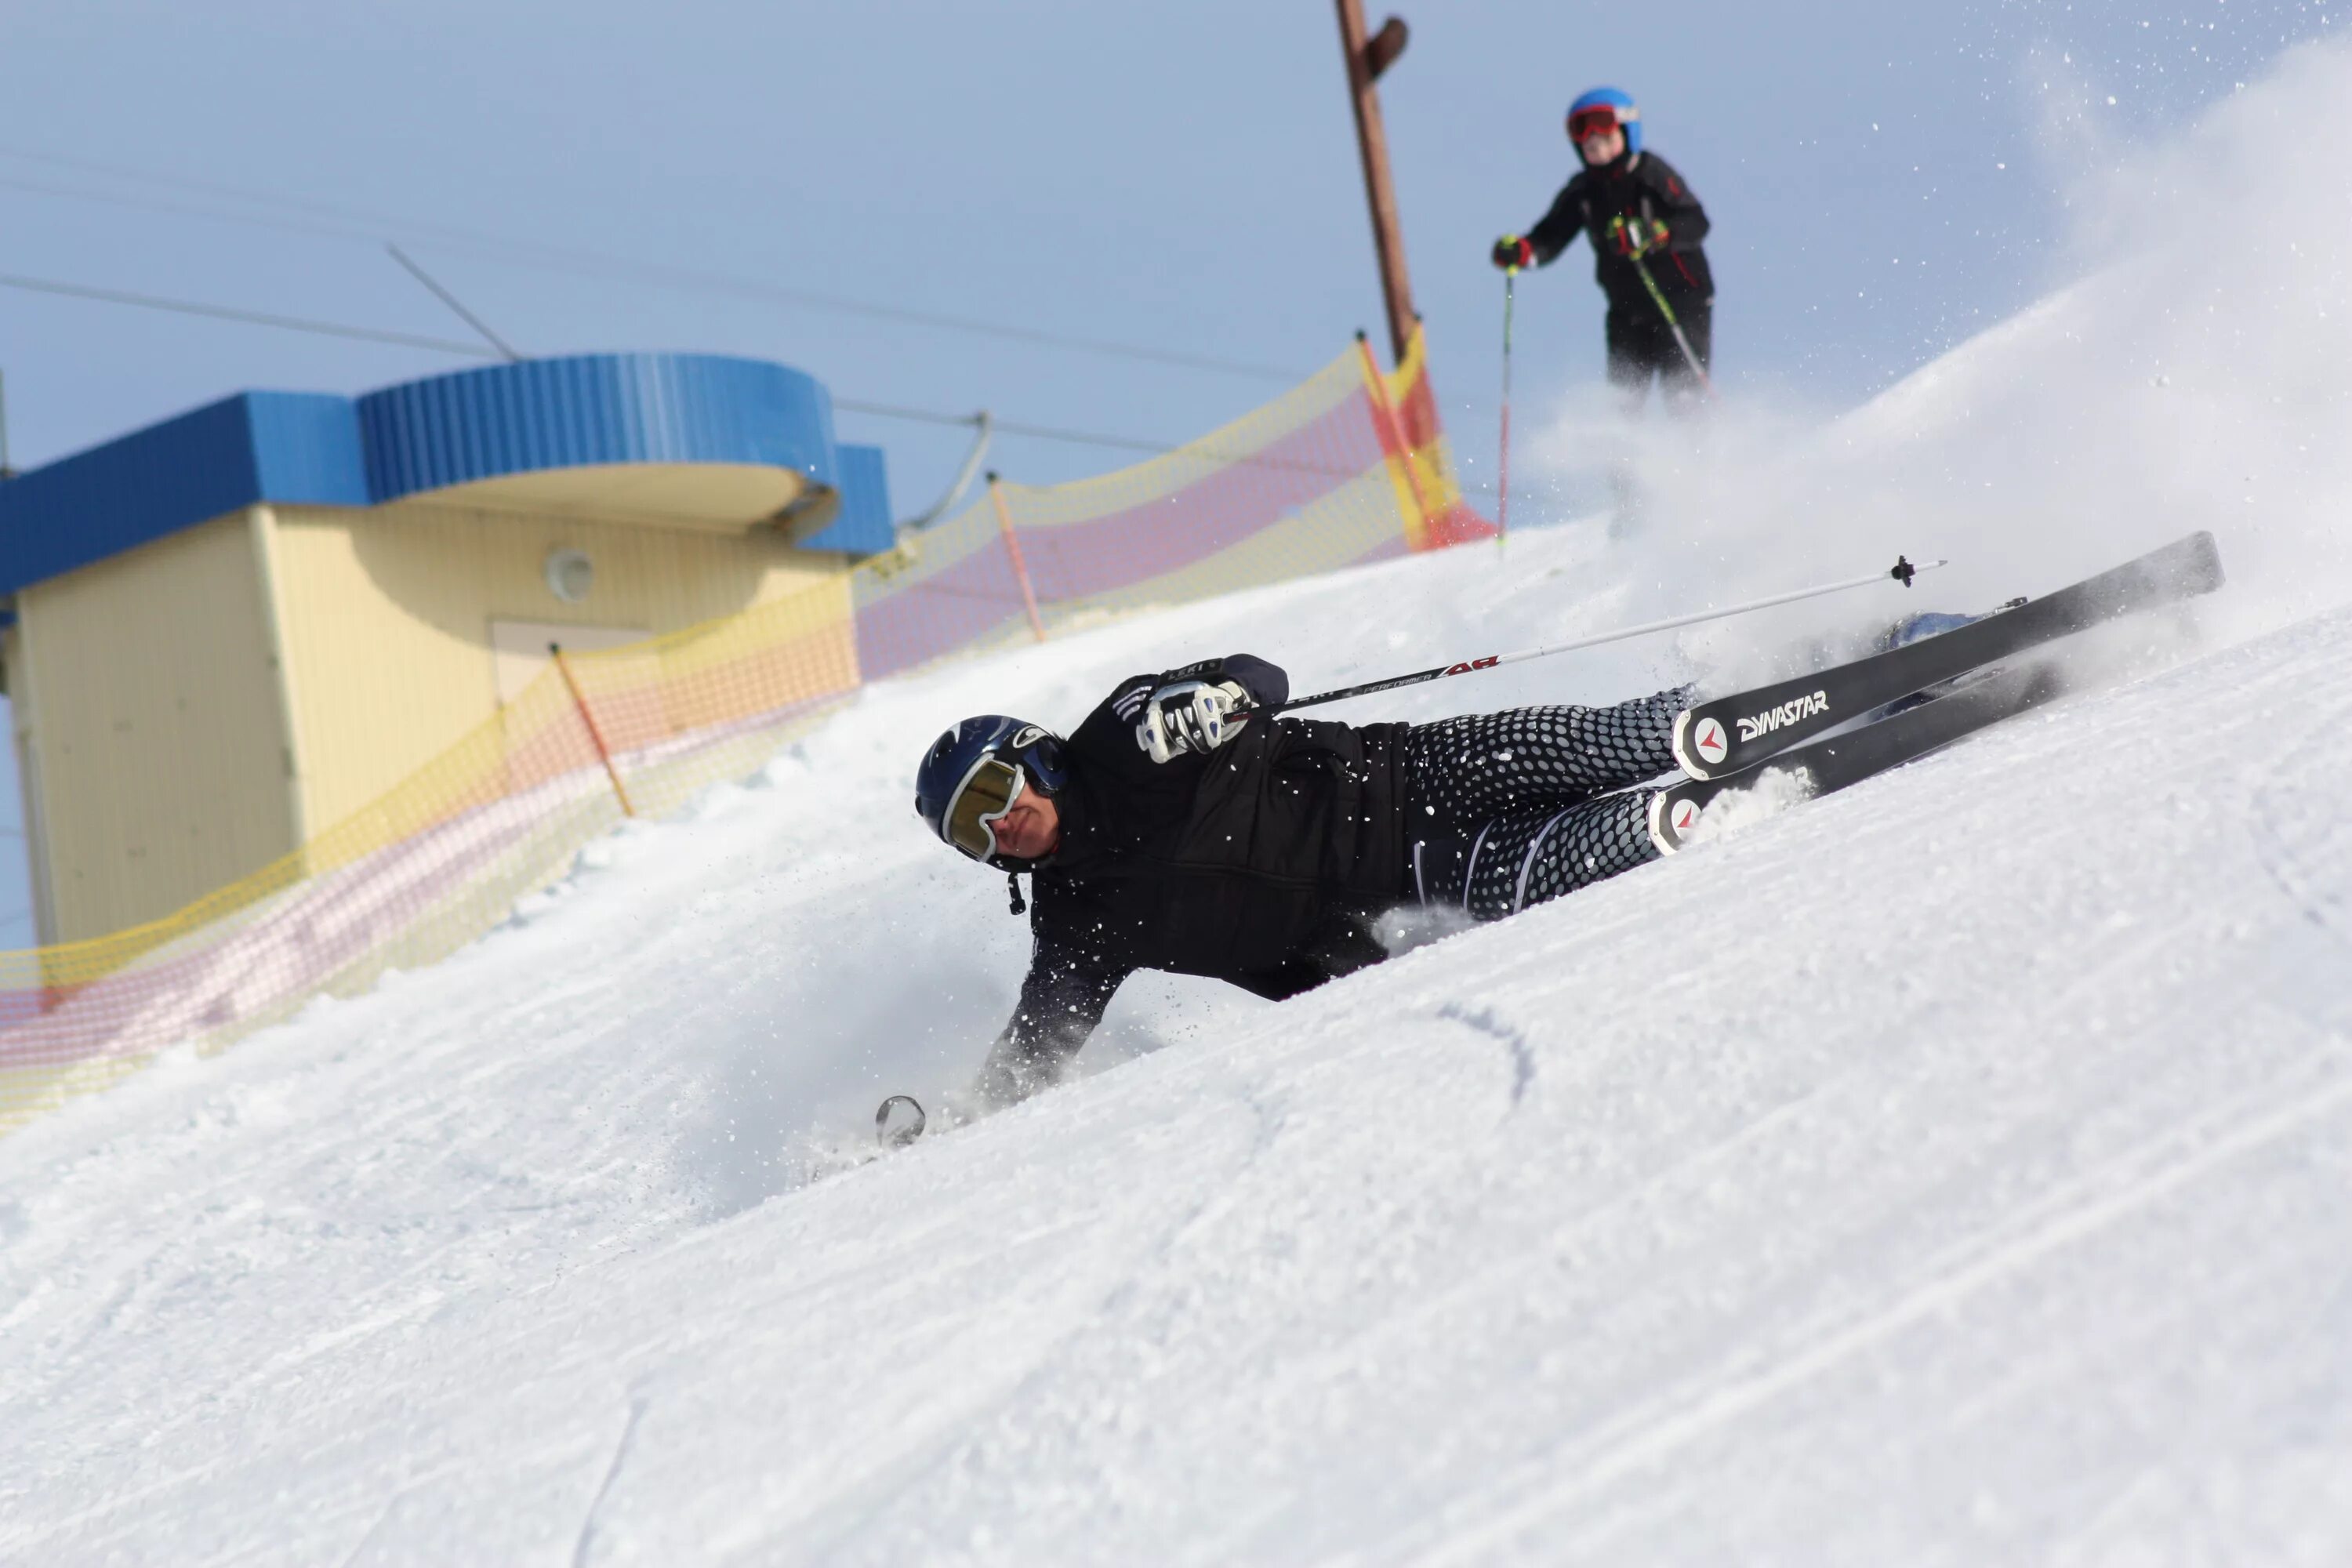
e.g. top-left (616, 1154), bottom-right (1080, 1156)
top-left (1606, 295), bottom-right (1711, 408)
top-left (1401, 688), bottom-right (1689, 923)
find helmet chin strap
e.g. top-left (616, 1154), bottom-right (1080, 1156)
top-left (1006, 872), bottom-right (1027, 916)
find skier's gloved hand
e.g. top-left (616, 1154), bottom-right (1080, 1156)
top-left (1135, 679), bottom-right (1252, 764)
top-left (1491, 234), bottom-right (1535, 271)
top-left (1606, 216), bottom-right (1669, 258)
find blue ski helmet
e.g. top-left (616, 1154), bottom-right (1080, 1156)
top-left (915, 715), bottom-right (1069, 866)
top-left (1566, 86), bottom-right (1642, 155)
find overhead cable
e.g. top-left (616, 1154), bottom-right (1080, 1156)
top-left (0, 271), bottom-right (503, 358)
top-left (0, 271), bottom-right (1198, 458)
top-left (0, 147), bottom-right (1303, 383)
top-left (2, 270), bottom-right (1367, 478)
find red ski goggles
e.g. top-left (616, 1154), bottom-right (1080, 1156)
top-left (1567, 106), bottom-right (1628, 143)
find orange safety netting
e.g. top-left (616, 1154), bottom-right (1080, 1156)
top-left (0, 332), bottom-right (1490, 1133)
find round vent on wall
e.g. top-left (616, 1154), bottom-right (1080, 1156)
top-left (544, 547), bottom-right (594, 604)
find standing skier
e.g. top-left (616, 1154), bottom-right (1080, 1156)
top-left (1492, 85), bottom-right (1715, 408)
top-left (914, 656), bottom-right (1690, 1107)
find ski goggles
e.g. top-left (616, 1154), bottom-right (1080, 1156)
top-left (944, 753), bottom-right (1025, 861)
top-left (1567, 105), bottom-right (1632, 143)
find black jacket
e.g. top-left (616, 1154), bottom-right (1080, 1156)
top-left (1524, 150), bottom-right (1713, 310)
top-left (981, 655), bottom-right (1411, 1098)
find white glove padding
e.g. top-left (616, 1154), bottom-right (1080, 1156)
top-left (1135, 679), bottom-right (1251, 764)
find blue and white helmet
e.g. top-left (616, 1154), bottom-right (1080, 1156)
top-left (1566, 85), bottom-right (1642, 156)
top-left (915, 715), bottom-right (1069, 867)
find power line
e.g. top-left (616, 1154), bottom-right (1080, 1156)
top-left (1, 271), bottom-right (500, 358)
top-left (833, 397), bottom-right (1185, 457)
top-left (0, 147), bottom-right (1305, 383)
top-left (2, 270), bottom-right (1385, 485)
top-left (833, 397), bottom-right (1373, 481)
top-left (0, 270), bottom-right (1245, 462)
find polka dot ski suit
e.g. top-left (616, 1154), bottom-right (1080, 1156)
top-left (1400, 686), bottom-right (1691, 921)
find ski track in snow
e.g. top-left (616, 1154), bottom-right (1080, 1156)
top-left (10, 38), bottom-right (2352, 1563)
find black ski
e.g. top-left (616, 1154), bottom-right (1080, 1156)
top-left (1649, 660), bottom-right (2069, 854)
top-left (1669, 531), bottom-right (2223, 780)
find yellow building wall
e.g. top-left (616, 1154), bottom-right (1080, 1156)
top-left (265, 499), bottom-right (852, 837)
top-left (13, 512), bottom-right (299, 943)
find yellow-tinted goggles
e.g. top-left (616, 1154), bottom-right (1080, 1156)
top-left (946, 754), bottom-right (1025, 860)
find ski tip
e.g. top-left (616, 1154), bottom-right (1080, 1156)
top-left (876, 1094), bottom-right (927, 1149)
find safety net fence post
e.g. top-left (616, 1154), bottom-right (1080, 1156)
top-left (0, 332), bottom-right (1489, 1135)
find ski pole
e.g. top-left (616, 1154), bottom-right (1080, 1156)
top-left (1497, 265), bottom-right (1517, 544)
top-left (1628, 252), bottom-right (1715, 399)
top-left (1241, 555), bottom-right (1941, 716)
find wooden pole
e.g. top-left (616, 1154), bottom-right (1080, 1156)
top-left (1334, 1), bottom-right (1417, 366)
top-left (986, 473), bottom-right (1049, 643)
top-left (550, 643), bottom-right (637, 818)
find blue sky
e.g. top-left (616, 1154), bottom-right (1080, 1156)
top-left (0, 0), bottom-right (2337, 945)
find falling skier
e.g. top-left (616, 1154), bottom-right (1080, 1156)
top-left (1491, 85), bottom-right (1715, 408)
top-left (915, 659), bottom-right (1688, 1110)
top-left (902, 535), bottom-right (2223, 1129)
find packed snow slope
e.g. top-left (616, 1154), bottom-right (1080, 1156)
top-left (9, 36), bottom-right (2352, 1567)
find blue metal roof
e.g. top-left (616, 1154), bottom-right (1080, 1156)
top-left (0, 393), bottom-right (368, 596)
top-left (357, 354), bottom-right (840, 504)
top-left (798, 444), bottom-right (895, 555)
top-left (0, 352), bottom-right (889, 597)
